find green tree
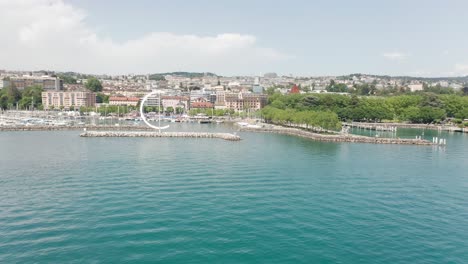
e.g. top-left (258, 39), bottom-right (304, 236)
top-left (57, 74), bottom-right (77, 84)
top-left (175, 107), bottom-right (184, 114)
top-left (462, 87), bottom-right (468, 96)
top-left (85, 77), bottom-right (103, 92)
top-left (5, 83), bottom-right (22, 107)
top-left (19, 85), bottom-right (43, 109)
top-left (96, 93), bottom-right (109, 104)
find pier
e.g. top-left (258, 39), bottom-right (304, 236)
top-left (240, 126), bottom-right (434, 145)
top-left (80, 131), bottom-right (241, 141)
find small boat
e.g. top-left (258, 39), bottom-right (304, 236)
top-left (198, 120), bottom-right (212, 124)
top-left (215, 120), bottom-right (224, 124)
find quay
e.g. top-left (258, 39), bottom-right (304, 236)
top-left (80, 131), bottom-right (241, 141)
top-left (240, 126), bottom-right (434, 145)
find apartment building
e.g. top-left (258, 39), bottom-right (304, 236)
top-left (109, 97), bottom-right (140, 106)
top-left (11, 76), bottom-right (63, 90)
top-left (42, 91), bottom-right (96, 109)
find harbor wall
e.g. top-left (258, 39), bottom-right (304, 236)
top-left (80, 131), bottom-right (241, 141)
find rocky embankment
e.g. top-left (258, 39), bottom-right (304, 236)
top-left (80, 131), bottom-right (241, 141)
top-left (240, 126), bottom-right (433, 145)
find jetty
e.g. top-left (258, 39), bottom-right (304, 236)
top-left (80, 131), bottom-right (241, 141)
top-left (239, 126), bottom-right (434, 145)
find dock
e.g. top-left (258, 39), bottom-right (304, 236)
top-left (80, 131), bottom-right (241, 141)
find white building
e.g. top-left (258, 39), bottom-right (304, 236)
top-left (408, 84), bottom-right (423, 92)
top-left (42, 91), bottom-right (96, 109)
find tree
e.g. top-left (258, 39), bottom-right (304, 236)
top-left (455, 108), bottom-right (468, 120)
top-left (166, 106), bottom-right (174, 114)
top-left (420, 93), bottom-right (443, 108)
top-left (271, 99), bottom-right (286, 109)
top-left (0, 91), bottom-right (8, 110)
top-left (96, 93), bottom-right (109, 104)
top-left (85, 77), bottom-right (103, 92)
top-left (19, 85), bottom-right (43, 109)
top-left (5, 83), bottom-right (21, 107)
top-left (266, 87), bottom-right (278, 96)
top-left (175, 107), bottom-right (184, 114)
top-left (462, 87), bottom-right (468, 96)
top-left (57, 74), bottom-right (77, 84)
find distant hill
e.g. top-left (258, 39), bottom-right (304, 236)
top-left (343, 73), bottom-right (468, 82)
top-left (149, 72), bottom-right (217, 80)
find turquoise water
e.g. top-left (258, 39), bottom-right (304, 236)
top-left (1, 125), bottom-right (468, 263)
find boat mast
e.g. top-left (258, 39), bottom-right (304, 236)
top-left (158, 92), bottom-right (161, 133)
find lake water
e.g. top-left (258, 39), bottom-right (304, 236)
top-left (1, 124), bottom-right (467, 263)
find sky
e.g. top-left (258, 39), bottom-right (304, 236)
top-left (1, 0), bottom-right (468, 77)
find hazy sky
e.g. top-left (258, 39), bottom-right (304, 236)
top-left (1, 0), bottom-right (468, 76)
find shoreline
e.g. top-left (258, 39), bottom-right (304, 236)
top-left (239, 125), bottom-right (434, 145)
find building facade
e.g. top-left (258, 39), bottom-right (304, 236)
top-left (11, 76), bottom-right (63, 90)
top-left (42, 91), bottom-right (96, 109)
top-left (161, 96), bottom-right (190, 110)
top-left (221, 92), bottom-right (267, 111)
top-left (109, 97), bottom-right (140, 106)
top-left (191, 101), bottom-right (214, 109)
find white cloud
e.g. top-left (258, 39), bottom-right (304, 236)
top-left (0, 0), bottom-right (288, 75)
top-left (382, 52), bottom-right (409, 61)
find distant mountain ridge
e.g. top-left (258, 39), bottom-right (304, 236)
top-left (342, 73), bottom-right (468, 82)
top-left (149, 72), bottom-right (217, 80)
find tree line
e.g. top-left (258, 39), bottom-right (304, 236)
top-left (261, 106), bottom-right (342, 131)
top-left (266, 93), bottom-right (468, 124)
top-left (0, 84), bottom-right (44, 110)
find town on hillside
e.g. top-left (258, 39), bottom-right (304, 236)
top-left (1, 70), bottom-right (467, 115)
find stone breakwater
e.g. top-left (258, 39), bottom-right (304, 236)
top-left (80, 131), bottom-right (241, 141)
top-left (240, 126), bottom-right (433, 145)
